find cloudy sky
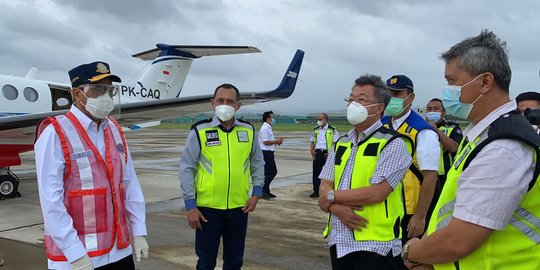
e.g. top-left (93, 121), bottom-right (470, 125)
top-left (1, 0), bottom-right (539, 114)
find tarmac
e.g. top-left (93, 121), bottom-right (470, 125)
top-left (0, 128), bottom-right (332, 269)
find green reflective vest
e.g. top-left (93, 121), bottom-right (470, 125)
top-left (313, 125), bottom-right (337, 151)
top-left (323, 127), bottom-right (409, 241)
top-left (427, 111), bottom-right (540, 270)
top-left (194, 120), bottom-right (254, 209)
top-left (437, 124), bottom-right (456, 178)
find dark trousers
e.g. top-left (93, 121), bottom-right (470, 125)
top-left (312, 149), bottom-right (327, 194)
top-left (400, 183), bottom-right (440, 245)
top-left (262, 150), bottom-right (277, 194)
top-left (195, 207), bottom-right (248, 270)
top-left (330, 245), bottom-right (404, 270)
top-left (95, 254), bottom-right (135, 270)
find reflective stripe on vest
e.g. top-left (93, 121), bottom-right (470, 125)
top-left (314, 126), bottom-right (336, 151)
top-left (39, 114), bottom-right (130, 261)
top-left (323, 129), bottom-right (404, 241)
top-left (195, 121), bottom-right (254, 209)
top-left (427, 136), bottom-right (540, 270)
top-left (437, 125), bottom-right (455, 176)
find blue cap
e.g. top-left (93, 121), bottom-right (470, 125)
top-left (68, 61), bottom-right (121, 87)
top-left (386, 75), bottom-right (414, 92)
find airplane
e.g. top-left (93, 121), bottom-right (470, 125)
top-left (0, 45), bottom-right (305, 200)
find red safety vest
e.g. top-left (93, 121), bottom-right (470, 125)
top-left (36, 112), bottom-right (130, 261)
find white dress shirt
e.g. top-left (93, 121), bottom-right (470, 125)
top-left (35, 106), bottom-right (147, 270)
top-left (259, 122), bottom-right (276, 151)
top-left (390, 109), bottom-right (440, 171)
top-left (455, 101), bottom-right (534, 230)
top-left (310, 124), bottom-right (340, 150)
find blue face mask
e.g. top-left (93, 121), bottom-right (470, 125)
top-left (442, 74), bottom-right (484, 120)
top-left (426, 111), bottom-right (442, 123)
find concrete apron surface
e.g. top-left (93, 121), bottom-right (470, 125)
top-left (0, 128), bottom-right (332, 269)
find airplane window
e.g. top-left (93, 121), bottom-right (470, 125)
top-left (56, 97), bottom-right (70, 107)
top-left (23, 87), bottom-right (39, 102)
top-left (2, 84), bottom-right (18, 100)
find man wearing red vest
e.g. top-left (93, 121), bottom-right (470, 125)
top-left (35, 62), bottom-right (149, 270)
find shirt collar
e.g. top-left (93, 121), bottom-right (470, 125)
top-left (392, 109), bottom-right (411, 129)
top-left (210, 115), bottom-right (241, 128)
top-left (463, 100), bottom-right (517, 141)
top-left (347, 120), bottom-right (383, 145)
top-left (70, 106), bottom-right (109, 131)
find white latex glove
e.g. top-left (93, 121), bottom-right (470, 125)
top-left (133, 236), bottom-right (149, 262)
top-left (70, 254), bottom-right (93, 270)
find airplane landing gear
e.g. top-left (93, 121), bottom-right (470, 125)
top-left (0, 168), bottom-right (21, 200)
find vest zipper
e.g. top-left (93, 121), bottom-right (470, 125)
top-left (226, 132), bottom-right (231, 209)
top-left (384, 199), bottom-right (389, 218)
top-left (454, 261), bottom-right (460, 270)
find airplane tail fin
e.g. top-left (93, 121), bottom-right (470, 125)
top-left (265, 49), bottom-right (305, 99)
top-left (123, 44), bottom-right (260, 102)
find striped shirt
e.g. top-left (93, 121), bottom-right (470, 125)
top-left (319, 120), bottom-right (412, 258)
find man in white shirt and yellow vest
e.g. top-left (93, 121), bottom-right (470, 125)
top-left (179, 83), bottom-right (265, 269)
top-left (35, 62), bottom-right (149, 270)
top-left (402, 30), bottom-right (540, 270)
top-left (318, 74), bottom-right (412, 270)
top-left (381, 75), bottom-right (440, 244)
top-left (310, 113), bottom-right (339, 198)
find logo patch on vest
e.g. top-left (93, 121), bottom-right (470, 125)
top-left (237, 130), bottom-right (249, 142)
top-left (117, 143), bottom-right (124, 154)
top-left (71, 150), bottom-right (93, 160)
top-left (453, 144), bottom-right (472, 169)
top-left (205, 130), bottom-right (221, 146)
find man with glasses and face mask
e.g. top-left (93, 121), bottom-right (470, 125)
top-left (425, 98), bottom-right (463, 187)
top-left (380, 75), bottom-right (440, 246)
top-left (402, 30), bottom-right (540, 270)
top-left (318, 74), bottom-right (412, 270)
top-left (179, 83), bottom-right (265, 269)
top-left (310, 113), bottom-right (339, 198)
top-left (34, 62), bottom-right (149, 270)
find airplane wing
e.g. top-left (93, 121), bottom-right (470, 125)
top-left (133, 44), bottom-right (261, 61)
top-left (0, 49), bottom-right (304, 143)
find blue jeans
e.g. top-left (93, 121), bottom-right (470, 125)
top-left (195, 207), bottom-right (248, 270)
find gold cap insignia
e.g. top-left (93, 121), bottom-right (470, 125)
top-left (96, 63), bottom-right (109, 73)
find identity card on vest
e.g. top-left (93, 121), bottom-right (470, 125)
top-left (206, 130), bottom-right (221, 146)
top-left (237, 130), bottom-right (249, 142)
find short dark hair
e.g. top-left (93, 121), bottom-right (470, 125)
top-left (213, 83), bottom-right (240, 101)
top-left (320, 113), bottom-right (328, 121)
top-left (516, 91), bottom-right (540, 103)
top-left (262, 111), bottom-right (274, 122)
top-left (428, 98), bottom-right (445, 111)
top-left (353, 74), bottom-right (391, 108)
top-left (440, 30), bottom-right (511, 92)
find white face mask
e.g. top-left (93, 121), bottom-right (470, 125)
top-left (81, 92), bottom-right (114, 119)
top-left (317, 120), bottom-right (324, 127)
top-left (347, 101), bottom-right (378, 125)
top-left (215, 105), bottom-right (236, 122)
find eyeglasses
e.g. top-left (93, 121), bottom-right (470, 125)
top-left (79, 84), bottom-right (119, 97)
top-left (344, 97), bottom-right (376, 104)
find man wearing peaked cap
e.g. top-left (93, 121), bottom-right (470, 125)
top-left (34, 61), bottom-right (149, 269)
top-left (380, 74), bottom-right (441, 246)
top-left (68, 61), bottom-right (122, 87)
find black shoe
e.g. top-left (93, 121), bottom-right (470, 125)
top-left (309, 192), bottom-right (319, 198)
top-left (261, 193), bottom-right (271, 200)
top-left (269, 192), bottom-right (277, 198)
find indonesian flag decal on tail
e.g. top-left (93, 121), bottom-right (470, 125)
top-left (162, 70), bottom-right (170, 75)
